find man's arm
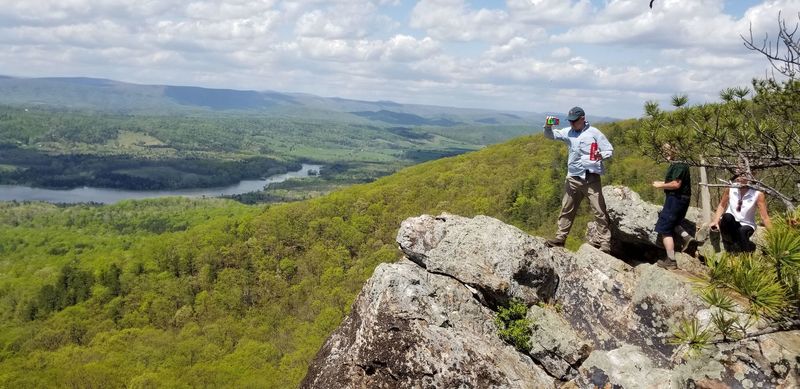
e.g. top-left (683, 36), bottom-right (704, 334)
top-left (543, 116), bottom-right (566, 141)
top-left (595, 130), bottom-right (613, 159)
top-left (543, 126), bottom-right (563, 140)
top-left (543, 125), bottom-right (556, 139)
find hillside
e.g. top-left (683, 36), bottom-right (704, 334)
top-left (0, 121), bottom-right (662, 387)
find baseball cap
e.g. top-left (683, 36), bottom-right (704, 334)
top-left (566, 106), bottom-right (585, 121)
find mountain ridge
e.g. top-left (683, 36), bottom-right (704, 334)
top-left (0, 75), bottom-right (620, 125)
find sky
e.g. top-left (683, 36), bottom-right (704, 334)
top-left (1, 0), bottom-right (799, 118)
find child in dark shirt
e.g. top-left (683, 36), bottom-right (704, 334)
top-left (652, 144), bottom-right (694, 269)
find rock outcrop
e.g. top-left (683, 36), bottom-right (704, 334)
top-left (587, 186), bottom-right (701, 260)
top-left (595, 185), bottom-right (768, 259)
top-left (303, 187), bottom-right (800, 388)
top-left (301, 258), bottom-right (556, 388)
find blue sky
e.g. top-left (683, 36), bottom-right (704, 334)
top-left (0, 0), bottom-right (797, 118)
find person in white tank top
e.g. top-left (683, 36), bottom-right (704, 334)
top-left (708, 175), bottom-right (773, 252)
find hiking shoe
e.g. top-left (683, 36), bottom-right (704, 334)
top-left (545, 239), bottom-right (565, 248)
top-left (656, 258), bottom-right (678, 270)
top-left (589, 242), bottom-right (611, 254)
top-left (679, 237), bottom-right (697, 253)
top-left (589, 241), bottom-right (611, 254)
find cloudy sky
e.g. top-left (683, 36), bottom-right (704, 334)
top-left (1, 0), bottom-right (798, 118)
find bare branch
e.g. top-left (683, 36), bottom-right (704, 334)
top-left (640, 28), bottom-right (800, 209)
top-left (698, 179), bottom-right (797, 211)
top-left (710, 320), bottom-right (800, 345)
top-left (742, 12), bottom-right (800, 78)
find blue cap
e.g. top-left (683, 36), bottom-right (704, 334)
top-left (567, 106), bottom-right (585, 121)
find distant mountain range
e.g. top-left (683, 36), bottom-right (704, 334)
top-left (0, 76), bottom-right (619, 126)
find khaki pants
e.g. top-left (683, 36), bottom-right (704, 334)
top-left (555, 173), bottom-right (611, 250)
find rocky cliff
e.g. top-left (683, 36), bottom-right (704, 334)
top-left (302, 186), bottom-right (799, 388)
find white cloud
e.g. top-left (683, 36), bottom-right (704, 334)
top-left (294, 34), bottom-right (440, 63)
top-left (551, 0), bottom-right (800, 54)
top-left (551, 47), bottom-right (571, 59)
top-left (485, 37), bottom-right (534, 62)
top-left (0, 0), bottom-right (189, 23)
top-left (0, 21), bottom-right (129, 48)
top-left (662, 48), bottom-right (756, 69)
top-left (156, 18), bottom-right (279, 43)
top-left (185, 1), bottom-right (280, 20)
top-left (551, 0), bottom-right (736, 47)
top-left (410, 0), bottom-right (521, 43)
top-left (505, 0), bottom-right (593, 25)
top-left (294, 2), bottom-right (391, 39)
top-left (295, 38), bottom-right (371, 61)
top-left (384, 35), bottom-right (440, 62)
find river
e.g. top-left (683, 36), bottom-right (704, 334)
top-left (0, 164), bottom-right (322, 204)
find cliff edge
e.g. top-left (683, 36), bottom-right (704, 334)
top-left (302, 186), bottom-right (799, 388)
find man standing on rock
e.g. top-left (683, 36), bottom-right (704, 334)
top-left (652, 143), bottom-right (695, 269)
top-left (543, 106), bottom-right (613, 253)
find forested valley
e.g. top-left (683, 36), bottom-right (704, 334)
top-left (0, 105), bottom-right (528, 196)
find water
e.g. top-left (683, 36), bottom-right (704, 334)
top-left (0, 164), bottom-right (322, 204)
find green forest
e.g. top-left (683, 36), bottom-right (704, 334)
top-left (0, 120), bottom-right (668, 387)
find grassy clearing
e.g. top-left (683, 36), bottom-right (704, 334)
top-left (109, 131), bottom-right (166, 148)
top-left (0, 164), bottom-right (19, 173)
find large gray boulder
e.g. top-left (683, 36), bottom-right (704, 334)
top-left (301, 259), bottom-right (556, 388)
top-left (587, 186), bottom-right (701, 258)
top-left (396, 213), bottom-right (558, 308)
top-left (592, 185), bottom-right (768, 260)
top-left (304, 198), bottom-right (799, 388)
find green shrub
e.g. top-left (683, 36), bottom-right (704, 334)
top-left (764, 212), bottom-right (800, 305)
top-left (699, 286), bottom-right (735, 312)
top-left (676, 209), bottom-right (800, 358)
top-left (703, 252), bottom-right (788, 318)
top-left (494, 299), bottom-right (532, 353)
top-left (669, 318), bottom-right (712, 357)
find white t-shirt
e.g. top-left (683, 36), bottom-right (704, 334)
top-left (726, 187), bottom-right (760, 229)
